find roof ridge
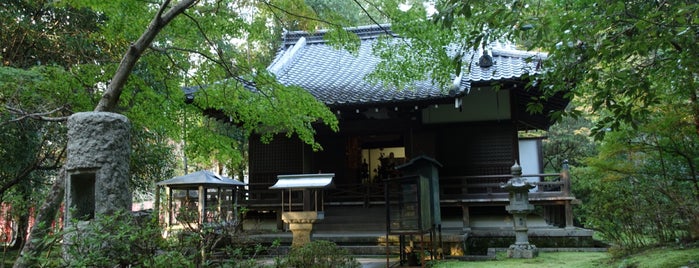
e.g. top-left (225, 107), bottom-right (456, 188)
top-left (491, 46), bottom-right (548, 60)
top-left (282, 24), bottom-right (394, 46)
top-left (268, 36), bottom-right (307, 74)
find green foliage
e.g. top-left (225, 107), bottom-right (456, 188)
top-left (0, 65), bottom-right (88, 248)
top-left (0, 1), bottom-right (107, 68)
top-left (1, 0), bottom-right (359, 266)
top-left (0, 65), bottom-right (94, 112)
top-left (192, 74), bottom-right (338, 152)
top-left (432, 247), bottom-right (699, 268)
top-left (130, 126), bottom-right (177, 200)
top-left (574, 108), bottom-right (699, 250)
top-left (374, 0), bottom-right (699, 252)
top-left (214, 238), bottom-right (282, 268)
top-left (369, 0), bottom-right (550, 90)
top-left (305, 0), bottom-right (386, 28)
top-left (377, 0), bottom-right (699, 141)
top-left (142, 251), bottom-right (194, 268)
top-left (284, 240), bottom-right (361, 268)
top-left (575, 166), bottom-right (688, 252)
top-left (542, 115), bottom-right (597, 172)
top-left (368, 1), bottom-right (456, 91)
top-left (62, 211), bottom-right (166, 267)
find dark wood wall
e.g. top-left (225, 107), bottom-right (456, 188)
top-left (249, 120), bottom-right (518, 188)
top-left (248, 135), bottom-right (306, 195)
top-left (433, 122), bottom-right (517, 177)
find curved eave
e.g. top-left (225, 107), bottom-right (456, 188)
top-left (270, 173), bottom-right (335, 189)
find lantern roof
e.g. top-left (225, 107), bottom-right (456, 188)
top-left (269, 173), bottom-right (335, 189)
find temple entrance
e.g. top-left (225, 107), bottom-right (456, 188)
top-left (360, 147), bottom-right (405, 184)
top-left (355, 133), bottom-right (406, 184)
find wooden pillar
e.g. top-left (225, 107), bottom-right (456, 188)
top-left (303, 189), bottom-right (312, 211)
top-left (564, 202), bottom-right (574, 228)
top-left (561, 160), bottom-right (570, 196)
top-left (461, 204), bottom-right (471, 232)
top-left (154, 185), bottom-right (160, 220)
top-left (198, 185), bottom-right (205, 224)
top-left (278, 190), bottom-right (285, 231)
top-left (166, 187), bottom-right (172, 228)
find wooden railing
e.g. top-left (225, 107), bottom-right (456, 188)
top-left (439, 171), bottom-right (571, 202)
top-left (324, 183), bottom-right (384, 206)
top-left (241, 166), bottom-right (572, 209)
top-left (241, 183), bottom-right (282, 209)
top-left (241, 182), bottom-right (385, 209)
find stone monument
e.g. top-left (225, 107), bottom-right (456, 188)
top-left (501, 161), bottom-right (538, 259)
top-left (64, 112), bottom-right (131, 225)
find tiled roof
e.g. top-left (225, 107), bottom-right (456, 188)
top-left (268, 24), bottom-right (546, 107)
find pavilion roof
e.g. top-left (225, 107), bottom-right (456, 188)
top-left (156, 170), bottom-right (245, 188)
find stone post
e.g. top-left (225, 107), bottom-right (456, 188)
top-left (64, 112), bottom-right (131, 250)
top-left (282, 211), bottom-right (320, 248)
top-left (501, 161), bottom-right (538, 259)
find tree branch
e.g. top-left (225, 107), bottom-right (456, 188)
top-left (94, 0), bottom-right (198, 112)
top-left (260, 0), bottom-right (342, 29)
top-left (181, 11), bottom-right (238, 77)
top-left (3, 106), bottom-right (69, 125)
top-left (352, 0), bottom-right (391, 36)
top-left (149, 45), bottom-right (223, 66)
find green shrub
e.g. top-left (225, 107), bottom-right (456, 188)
top-left (142, 251), bottom-right (195, 268)
top-left (284, 240), bottom-right (360, 268)
top-left (62, 210), bottom-right (165, 267)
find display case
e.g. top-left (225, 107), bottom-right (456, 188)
top-left (385, 175), bottom-right (433, 234)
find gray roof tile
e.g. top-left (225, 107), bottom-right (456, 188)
top-left (268, 25), bottom-right (545, 107)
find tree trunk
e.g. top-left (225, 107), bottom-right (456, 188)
top-left (9, 186), bottom-right (31, 251)
top-left (13, 1), bottom-right (196, 267)
top-left (12, 171), bottom-right (64, 268)
top-left (691, 215), bottom-right (699, 241)
top-left (690, 87), bottom-right (699, 203)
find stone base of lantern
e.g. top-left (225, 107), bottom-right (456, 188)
top-left (282, 212), bottom-right (321, 248)
top-left (287, 222), bottom-right (315, 248)
top-left (507, 244), bottom-right (539, 259)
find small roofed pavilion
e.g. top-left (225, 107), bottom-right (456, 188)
top-left (156, 170), bottom-right (246, 233)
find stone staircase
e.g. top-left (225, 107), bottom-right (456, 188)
top-left (246, 205), bottom-right (602, 257)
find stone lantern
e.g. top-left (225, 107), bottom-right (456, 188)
top-left (501, 161), bottom-right (538, 259)
top-left (270, 173), bottom-right (334, 248)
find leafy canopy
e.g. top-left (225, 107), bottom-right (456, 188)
top-left (373, 0), bottom-right (698, 140)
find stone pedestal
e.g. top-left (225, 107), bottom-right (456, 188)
top-left (282, 211), bottom-right (321, 248)
top-left (507, 244), bottom-right (538, 258)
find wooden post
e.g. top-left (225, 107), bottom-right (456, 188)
top-left (565, 202), bottom-right (574, 228)
top-left (461, 204), bottom-right (471, 232)
top-left (561, 160), bottom-right (570, 196)
top-left (561, 160), bottom-right (574, 228)
top-left (217, 187), bottom-right (222, 219)
top-left (166, 187), bottom-right (172, 228)
top-left (198, 185), bottom-right (205, 224)
top-left (154, 185), bottom-right (160, 221)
